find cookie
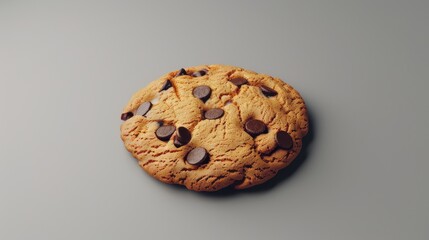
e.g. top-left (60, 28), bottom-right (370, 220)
top-left (120, 65), bottom-right (309, 191)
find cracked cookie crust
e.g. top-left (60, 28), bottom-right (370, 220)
top-left (120, 65), bottom-right (308, 191)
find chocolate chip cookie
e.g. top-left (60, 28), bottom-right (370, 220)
top-left (120, 65), bottom-right (309, 191)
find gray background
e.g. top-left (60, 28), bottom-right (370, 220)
top-left (1, 0), bottom-right (428, 239)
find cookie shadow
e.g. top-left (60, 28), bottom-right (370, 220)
top-left (195, 105), bottom-right (316, 198)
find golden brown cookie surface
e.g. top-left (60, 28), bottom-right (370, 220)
top-left (120, 65), bottom-right (308, 191)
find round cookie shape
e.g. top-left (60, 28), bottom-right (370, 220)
top-left (120, 65), bottom-right (309, 191)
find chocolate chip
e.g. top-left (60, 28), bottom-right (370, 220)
top-left (175, 68), bottom-right (187, 77)
top-left (160, 80), bottom-right (172, 91)
top-left (186, 147), bottom-right (209, 165)
top-left (173, 138), bottom-right (182, 148)
top-left (173, 127), bottom-right (192, 147)
top-left (244, 119), bottom-right (267, 137)
top-left (192, 69), bottom-right (207, 77)
top-left (204, 108), bottom-right (224, 120)
top-left (260, 85), bottom-right (278, 97)
top-left (275, 131), bottom-right (293, 150)
top-left (174, 126), bottom-right (192, 147)
top-left (192, 85), bottom-right (211, 102)
top-left (229, 77), bottom-right (248, 87)
top-left (176, 127), bottom-right (191, 143)
top-left (136, 102), bottom-right (152, 116)
top-left (120, 112), bottom-right (133, 121)
top-left (155, 125), bottom-right (176, 141)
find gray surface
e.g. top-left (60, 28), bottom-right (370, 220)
top-left (1, 0), bottom-right (428, 239)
